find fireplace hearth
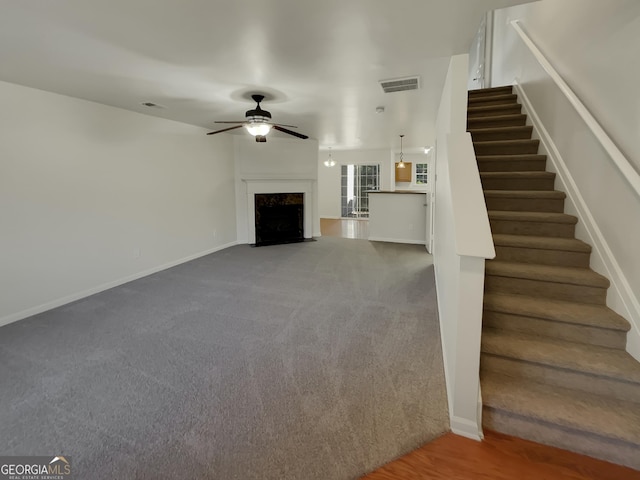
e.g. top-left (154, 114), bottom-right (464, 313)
top-left (254, 193), bottom-right (304, 247)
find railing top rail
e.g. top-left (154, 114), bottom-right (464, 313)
top-left (511, 20), bottom-right (640, 199)
top-left (448, 132), bottom-right (496, 260)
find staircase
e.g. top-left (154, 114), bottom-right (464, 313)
top-left (468, 86), bottom-right (640, 470)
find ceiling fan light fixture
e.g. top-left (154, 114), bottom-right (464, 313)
top-left (245, 123), bottom-right (272, 136)
top-left (207, 93), bottom-right (308, 140)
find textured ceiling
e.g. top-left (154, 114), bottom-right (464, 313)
top-left (0, 0), bottom-right (535, 150)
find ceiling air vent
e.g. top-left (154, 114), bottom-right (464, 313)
top-left (379, 76), bottom-right (420, 93)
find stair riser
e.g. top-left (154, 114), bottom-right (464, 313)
top-left (468, 95), bottom-right (518, 107)
top-left (481, 178), bottom-right (555, 190)
top-left (467, 116), bottom-right (526, 128)
top-left (471, 128), bottom-right (533, 142)
top-left (482, 407), bottom-right (640, 470)
top-left (468, 87), bottom-right (513, 98)
top-left (481, 355), bottom-right (640, 403)
top-left (489, 219), bottom-right (576, 238)
top-left (484, 275), bottom-right (607, 304)
top-left (468, 105), bottom-right (522, 118)
top-left (482, 311), bottom-right (627, 349)
top-left (494, 245), bottom-right (590, 268)
top-left (484, 197), bottom-right (565, 213)
top-left (478, 159), bottom-right (547, 172)
top-left (474, 142), bottom-right (539, 155)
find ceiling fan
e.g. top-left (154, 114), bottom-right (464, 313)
top-left (207, 94), bottom-right (309, 142)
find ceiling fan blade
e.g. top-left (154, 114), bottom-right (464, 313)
top-left (270, 122), bottom-right (298, 128)
top-left (214, 121), bottom-right (246, 124)
top-left (206, 125), bottom-right (243, 135)
top-left (273, 125), bottom-right (309, 139)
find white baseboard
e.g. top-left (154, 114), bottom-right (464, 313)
top-left (451, 416), bottom-right (482, 441)
top-left (0, 241), bottom-right (238, 328)
top-left (368, 236), bottom-right (426, 245)
top-left (515, 81), bottom-right (640, 361)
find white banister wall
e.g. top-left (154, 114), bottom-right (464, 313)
top-left (491, 2), bottom-right (640, 360)
top-left (433, 54), bottom-right (496, 440)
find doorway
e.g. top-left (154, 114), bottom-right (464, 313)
top-left (468, 11), bottom-right (493, 90)
top-left (340, 164), bottom-right (380, 218)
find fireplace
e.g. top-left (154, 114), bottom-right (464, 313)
top-left (254, 193), bottom-right (304, 246)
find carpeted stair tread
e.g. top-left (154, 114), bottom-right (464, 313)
top-left (467, 104), bottom-right (522, 117)
top-left (477, 155), bottom-right (547, 172)
top-left (468, 93), bottom-right (518, 105)
top-left (468, 86), bottom-right (514, 97)
top-left (467, 114), bottom-right (527, 128)
top-left (474, 139), bottom-right (539, 152)
top-left (481, 372), bottom-right (640, 447)
top-left (488, 211), bottom-right (578, 225)
top-left (485, 261), bottom-right (609, 288)
top-left (481, 172), bottom-right (556, 191)
top-left (481, 171), bottom-right (555, 179)
top-left (484, 190), bottom-right (565, 200)
top-left (492, 234), bottom-right (591, 253)
top-left (469, 125), bottom-right (534, 141)
top-left (483, 293), bottom-right (631, 332)
top-left (482, 329), bottom-right (640, 385)
top-left (481, 171), bottom-right (555, 180)
top-left (477, 154), bottom-right (547, 162)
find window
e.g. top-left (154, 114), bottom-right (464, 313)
top-left (341, 164), bottom-right (380, 218)
top-left (415, 163), bottom-right (428, 184)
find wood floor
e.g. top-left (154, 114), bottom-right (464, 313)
top-left (361, 430), bottom-right (640, 480)
top-left (320, 218), bottom-right (369, 240)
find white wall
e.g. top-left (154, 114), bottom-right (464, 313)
top-left (235, 136), bottom-right (319, 243)
top-left (492, 0), bottom-right (640, 171)
top-left (492, 0), bottom-right (640, 358)
top-left (0, 80), bottom-right (237, 325)
top-left (432, 54), bottom-right (495, 440)
top-left (368, 193), bottom-right (427, 245)
top-left (317, 148), bottom-right (393, 219)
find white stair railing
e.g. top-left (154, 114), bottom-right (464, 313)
top-left (511, 20), bottom-right (640, 198)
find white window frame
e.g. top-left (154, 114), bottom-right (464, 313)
top-left (415, 162), bottom-right (428, 185)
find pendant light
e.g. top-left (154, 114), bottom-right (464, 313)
top-left (397, 134), bottom-right (406, 168)
top-left (324, 147), bottom-right (336, 167)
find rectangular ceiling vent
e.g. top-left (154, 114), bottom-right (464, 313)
top-left (379, 76), bottom-right (420, 93)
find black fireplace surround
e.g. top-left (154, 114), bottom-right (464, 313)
top-left (254, 193), bottom-right (304, 247)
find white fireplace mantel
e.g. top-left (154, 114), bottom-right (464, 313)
top-left (240, 178), bottom-right (315, 244)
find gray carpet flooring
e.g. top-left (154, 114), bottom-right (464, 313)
top-left (0, 237), bottom-right (449, 479)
